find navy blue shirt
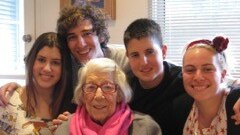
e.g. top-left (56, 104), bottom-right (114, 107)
top-left (129, 61), bottom-right (185, 135)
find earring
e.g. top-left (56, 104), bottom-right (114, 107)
top-left (163, 55), bottom-right (166, 59)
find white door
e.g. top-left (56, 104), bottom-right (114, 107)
top-left (0, 0), bottom-right (35, 85)
top-left (24, 0), bottom-right (36, 55)
top-left (24, 0), bottom-right (60, 54)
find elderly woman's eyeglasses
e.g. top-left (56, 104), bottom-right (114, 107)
top-left (82, 82), bottom-right (117, 93)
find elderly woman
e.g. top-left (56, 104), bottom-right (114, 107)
top-left (54, 58), bottom-right (161, 135)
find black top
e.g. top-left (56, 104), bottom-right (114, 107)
top-left (129, 61), bottom-right (185, 135)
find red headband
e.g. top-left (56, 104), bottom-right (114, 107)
top-left (187, 36), bottom-right (229, 53)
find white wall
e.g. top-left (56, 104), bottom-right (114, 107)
top-left (34, 0), bottom-right (148, 44)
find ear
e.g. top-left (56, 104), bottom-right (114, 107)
top-left (221, 69), bottom-right (227, 83)
top-left (161, 45), bottom-right (167, 60)
top-left (116, 88), bottom-right (123, 103)
top-left (126, 51), bottom-right (129, 58)
top-left (98, 35), bottom-right (105, 44)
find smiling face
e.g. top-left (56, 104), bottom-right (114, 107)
top-left (182, 47), bottom-right (226, 102)
top-left (83, 71), bottom-right (119, 125)
top-left (66, 19), bottom-right (104, 64)
top-left (126, 37), bottom-right (167, 88)
top-left (33, 46), bottom-right (62, 91)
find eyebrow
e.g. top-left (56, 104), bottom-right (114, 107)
top-left (67, 28), bottom-right (94, 36)
top-left (37, 55), bottom-right (61, 61)
top-left (184, 63), bottom-right (214, 67)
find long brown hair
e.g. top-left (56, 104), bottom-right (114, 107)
top-left (24, 32), bottom-right (70, 118)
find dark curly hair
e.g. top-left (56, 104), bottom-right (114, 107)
top-left (57, 5), bottom-right (110, 49)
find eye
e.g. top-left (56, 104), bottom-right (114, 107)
top-left (36, 57), bottom-right (45, 63)
top-left (51, 60), bottom-right (61, 66)
top-left (102, 83), bottom-right (115, 92)
top-left (82, 30), bottom-right (94, 37)
top-left (128, 52), bottom-right (139, 58)
top-left (84, 84), bottom-right (97, 92)
top-left (145, 49), bottom-right (155, 56)
top-left (66, 35), bottom-right (78, 42)
top-left (183, 66), bottom-right (196, 74)
top-left (202, 66), bottom-right (215, 73)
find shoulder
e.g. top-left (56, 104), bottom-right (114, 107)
top-left (105, 44), bottom-right (126, 58)
top-left (163, 61), bottom-right (182, 72)
top-left (105, 44), bottom-right (130, 72)
top-left (163, 61), bottom-right (182, 81)
top-left (54, 115), bottom-right (73, 135)
top-left (228, 87), bottom-right (240, 97)
top-left (226, 87), bottom-right (240, 108)
top-left (130, 111), bottom-right (162, 135)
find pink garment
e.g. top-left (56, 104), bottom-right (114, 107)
top-left (70, 102), bottom-right (134, 135)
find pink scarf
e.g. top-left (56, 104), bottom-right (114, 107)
top-left (70, 102), bottom-right (134, 135)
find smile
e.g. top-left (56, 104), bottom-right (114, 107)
top-left (140, 67), bottom-right (152, 73)
top-left (191, 85), bottom-right (209, 91)
top-left (93, 105), bottom-right (106, 110)
top-left (78, 48), bottom-right (90, 55)
top-left (40, 74), bottom-right (52, 80)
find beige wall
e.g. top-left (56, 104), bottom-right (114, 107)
top-left (34, 0), bottom-right (148, 44)
top-left (108, 0), bottom-right (148, 44)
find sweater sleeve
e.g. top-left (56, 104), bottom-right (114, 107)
top-left (54, 115), bottom-right (72, 135)
top-left (129, 111), bottom-right (162, 135)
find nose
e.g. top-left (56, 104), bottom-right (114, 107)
top-left (76, 35), bottom-right (87, 48)
top-left (193, 70), bottom-right (204, 81)
top-left (43, 62), bottom-right (51, 72)
top-left (140, 55), bottom-right (148, 65)
top-left (94, 87), bottom-right (105, 99)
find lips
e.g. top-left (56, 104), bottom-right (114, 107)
top-left (140, 67), bottom-right (152, 73)
top-left (191, 85), bottom-right (209, 91)
top-left (78, 48), bottom-right (90, 55)
top-left (93, 105), bottom-right (106, 110)
top-left (40, 74), bottom-right (52, 81)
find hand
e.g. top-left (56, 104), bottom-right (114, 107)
top-left (51, 111), bottom-right (70, 131)
top-left (0, 82), bottom-right (20, 106)
top-left (231, 98), bottom-right (240, 125)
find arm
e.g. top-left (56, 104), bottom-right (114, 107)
top-left (232, 79), bottom-right (240, 88)
top-left (131, 112), bottom-right (162, 135)
top-left (228, 78), bottom-right (240, 125)
top-left (0, 82), bottom-right (20, 106)
top-left (232, 98), bottom-right (240, 125)
top-left (53, 113), bottom-right (72, 135)
top-left (51, 111), bottom-right (70, 131)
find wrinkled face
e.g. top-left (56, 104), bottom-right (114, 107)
top-left (83, 71), bottom-right (119, 125)
top-left (33, 46), bottom-right (62, 90)
top-left (126, 37), bottom-right (166, 88)
top-left (66, 19), bottom-right (104, 64)
top-left (182, 48), bottom-right (226, 102)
